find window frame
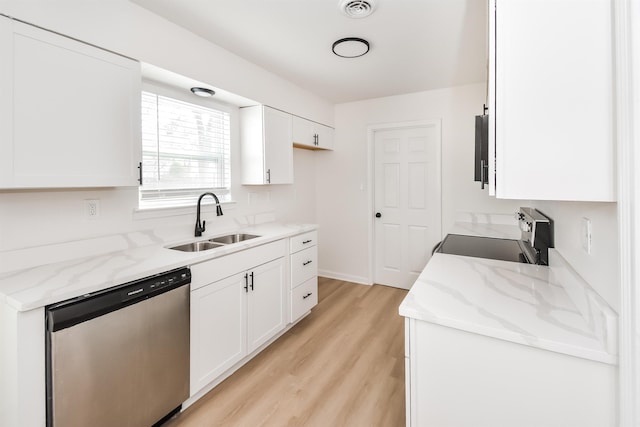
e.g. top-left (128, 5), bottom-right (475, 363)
top-left (138, 81), bottom-right (233, 211)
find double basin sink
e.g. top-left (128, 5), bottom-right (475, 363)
top-left (169, 233), bottom-right (260, 252)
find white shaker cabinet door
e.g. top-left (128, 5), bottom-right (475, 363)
top-left (292, 115), bottom-right (334, 150)
top-left (190, 272), bottom-right (247, 396)
top-left (491, 0), bottom-right (614, 201)
top-left (0, 18), bottom-right (141, 188)
top-left (263, 107), bottom-right (294, 184)
top-left (292, 115), bottom-right (317, 149)
top-left (240, 105), bottom-right (293, 185)
top-left (247, 257), bottom-right (286, 353)
top-left (315, 122), bottom-right (334, 150)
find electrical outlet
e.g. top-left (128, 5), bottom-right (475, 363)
top-left (85, 199), bottom-right (100, 219)
top-left (581, 217), bottom-right (592, 254)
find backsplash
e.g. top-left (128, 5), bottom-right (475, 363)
top-left (532, 201), bottom-right (618, 312)
top-left (0, 150), bottom-right (318, 267)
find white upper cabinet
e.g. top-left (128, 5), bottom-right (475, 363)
top-left (240, 105), bottom-right (294, 185)
top-left (292, 116), bottom-right (334, 150)
top-left (489, 0), bottom-right (615, 201)
top-left (0, 17), bottom-right (141, 189)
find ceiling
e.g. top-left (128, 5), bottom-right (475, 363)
top-left (131, 0), bottom-right (487, 104)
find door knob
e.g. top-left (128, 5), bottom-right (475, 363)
top-left (375, 212), bottom-right (381, 218)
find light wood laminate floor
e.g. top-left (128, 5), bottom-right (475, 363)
top-left (167, 277), bottom-right (408, 427)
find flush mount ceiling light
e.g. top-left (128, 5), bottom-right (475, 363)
top-left (190, 87), bottom-right (215, 97)
top-left (332, 37), bottom-right (370, 58)
top-left (339, 0), bottom-right (377, 19)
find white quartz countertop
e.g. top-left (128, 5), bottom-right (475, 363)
top-left (400, 222), bottom-right (617, 365)
top-left (0, 223), bottom-right (316, 312)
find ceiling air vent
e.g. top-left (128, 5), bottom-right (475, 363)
top-left (339, 0), bottom-right (377, 19)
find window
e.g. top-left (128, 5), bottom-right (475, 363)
top-left (140, 89), bottom-right (231, 209)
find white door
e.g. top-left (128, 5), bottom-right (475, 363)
top-left (373, 123), bottom-right (441, 289)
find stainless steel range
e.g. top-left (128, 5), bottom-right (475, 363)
top-left (436, 207), bottom-right (553, 265)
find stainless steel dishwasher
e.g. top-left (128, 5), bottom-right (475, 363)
top-left (45, 267), bottom-right (191, 427)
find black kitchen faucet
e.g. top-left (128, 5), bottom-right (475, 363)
top-left (194, 192), bottom-right (223, 237)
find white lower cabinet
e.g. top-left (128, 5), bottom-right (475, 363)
top-left (190, 272), bottom-right (247, 395)
top-left (189, 241), bottom-right (286, 396)
top-left (290, 277), bottom-right (318, 322)
top-left (289, 231), bottom-right (318, 323)
top-left (405, 318), bottom-right (616, 427)
top-left (247, 258), bottom-right (287, 352)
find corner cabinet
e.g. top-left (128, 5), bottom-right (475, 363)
top-left (292, 116), bottom-right (334, 150)
top-left (240, 105), bottom-right (294, 185)
top-left (0, 17), bottom-right (141, 189)
top-left (488, 0), bottom-right (615, 201)
top-left (189, 240), bottom-right (286, 396)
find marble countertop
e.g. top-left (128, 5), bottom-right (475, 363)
top-left (0, 223), bottom-right (316, 312)
top-left (400, 221), bottom-right (617, 365)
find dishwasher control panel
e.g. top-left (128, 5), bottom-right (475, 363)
top-left (46, 267), bottom-right (191, 332)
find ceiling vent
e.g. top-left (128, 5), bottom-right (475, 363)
top-left (339, 0), bottom-right (377, 19)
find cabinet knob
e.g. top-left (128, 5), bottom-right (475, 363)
top-left (375, 212), bottom-right (382, 218)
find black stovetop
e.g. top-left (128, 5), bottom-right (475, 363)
top-left (436, 234), bottom-right (529, 264)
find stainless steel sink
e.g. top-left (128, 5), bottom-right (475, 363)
top-left (169, 241), bottom-right (225, 252)
top-left (209, 233), bottom-right (260, 244)
top-left (168, 233), bottom-right (260, 252)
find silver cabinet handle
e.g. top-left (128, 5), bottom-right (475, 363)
top-left (266, 168), bottom-right (271, 184)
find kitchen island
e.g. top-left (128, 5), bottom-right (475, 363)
top-left (399, 222), bottom-right (617, 427)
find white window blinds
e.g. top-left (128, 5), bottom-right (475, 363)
top-left (140, 91), bottom-right (231, 208)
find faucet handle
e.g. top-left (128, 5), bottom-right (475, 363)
top-left (202, 220), bottom-right (206, 233)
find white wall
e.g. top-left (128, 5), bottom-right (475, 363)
top-left (0, 2), bottom-right (323, 255)
top-left (316, 83), bottom-right (524, 284)
top-left (531, 201), bottom-right (619, 312)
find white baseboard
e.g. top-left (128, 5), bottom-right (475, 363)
top-left (318, 269), bottom-right (371, 286)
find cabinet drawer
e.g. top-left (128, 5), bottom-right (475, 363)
top-left (291, 246), bottom-right (317, 287)
top-left (291, 277), bottom-right (318, 322)
top-left (191, 239), bottom-right (286, 290)
top-left (290, 230), bottom-right (317, 254)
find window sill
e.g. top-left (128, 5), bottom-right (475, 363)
top-left (133, 200), bottom-right (237, 221)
